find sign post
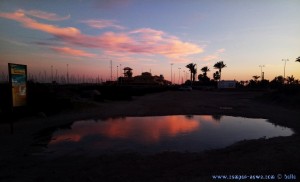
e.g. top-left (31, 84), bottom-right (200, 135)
top-left (8, 63), bottom-right (27, 108)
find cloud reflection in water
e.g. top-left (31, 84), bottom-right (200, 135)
top-left (47, 115), bottom-right (293, 155)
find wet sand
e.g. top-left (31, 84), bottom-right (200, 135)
top-left (0, 90), bottom-right (299, 181)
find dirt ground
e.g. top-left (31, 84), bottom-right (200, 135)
top-left (0, 90), bottom-right (299, 181)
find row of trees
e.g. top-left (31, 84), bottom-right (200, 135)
top-left (185, 61), bottom-right (226, 83)
top-left (185, 56), bottom-right (300, 85)
top-left (239, 75), bottom-right (299, 90)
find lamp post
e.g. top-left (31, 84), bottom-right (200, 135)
top-left (51, 65), bottom-right (53, 83)
top-left (282, 59), bottom-right (289, 81)
top-left (110, 60), bottom-right (112, 81)
top-left (178, 68), bottom-right (181, 84)
top-left (170, 63), bottom-right (173, 84)
top-left (117, 65), bottom-right (119, 82)
top-left (119, 64), bottom-right (122, 84)
top-left (67, 64), bottom-right (69, 84)
top-left (259, 65), bottom-right (265, 80)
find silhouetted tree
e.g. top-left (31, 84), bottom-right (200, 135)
top-left (213, 61), bottom-right (226, 81)
top-left (296, 56), bottom-right (300, 63)
top-left (213, 71), bottom-right (220, 81)
top-left (252, 75), bottom-right (260, 82)
top-left (276, 76), bottom-right (284, 84)
top-left (240, 81), bottom-right (245, 86)
top-left (270, 75), bottom-right (284, 88)
top-left (198, 74), bottom-right (210, 82)
top-left (186, 63), bottom-right (197, 82)
top-left (260, 79), bottom-right (270, 88)
top-left (198, 66), bottom-right (210, 83)
top-left (286, 75), bottom-right (295, 84)
top-left (198, 74), bottom-right (203, 81)
top-left (201, 66), bottom-right (210, 77)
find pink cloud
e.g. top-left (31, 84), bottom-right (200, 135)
top-left (51, 47), bottom-right (96, 58)
top-left (81, 19), bottom-right (125, 29)
top-left (201, 48), bottom-right (225, 62)
top-left (217, 48), bottom-right (225, 53)
top-left (128, 28), bottom-right (203, 56)
top-left (0, 10), bottom-right (203, 59)
top-left (18, 9), bottom-right (70, 21)
top-left (50, 116), bottom-right (199, 144)
top-left (202, 55), bottom-right (219, 62)
top-left (130, 28), bottom-right (164, 40)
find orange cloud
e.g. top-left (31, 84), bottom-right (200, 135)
top-left (0, 10), bottom-right (80, 37)
top-left (51, 47), bottom-right (96, 58)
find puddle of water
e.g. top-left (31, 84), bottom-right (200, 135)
top-left (44, 115), bottom-right (293, 156)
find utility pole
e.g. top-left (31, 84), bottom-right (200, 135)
top-left (282, 59), bottom-right (289, 81)
top-left (259, 65), bottom-right (265, 80)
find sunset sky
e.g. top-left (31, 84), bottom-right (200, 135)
top-left (0, 0), bottom-right (299, 82)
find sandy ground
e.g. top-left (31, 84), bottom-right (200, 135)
top-left (0, 90), bottom-right (299, 181)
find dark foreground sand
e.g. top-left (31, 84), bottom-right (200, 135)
top-left (0, 90), bottom-right (299, 181)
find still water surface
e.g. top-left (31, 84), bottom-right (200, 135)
top-left (45, 115), bottom-right (293, 155)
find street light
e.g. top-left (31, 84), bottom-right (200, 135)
top-left (51, 65), bottom-right (53, 83)
top-left (67, 64), bottom-right (69, 84)
top-left (178, 68), bottom-right (181, 84)
top-left (170, 63), bottom-right (174, 84)
top-left (282, 59), bottom-right (289, 81)
top-left (117, 65), bottom-right (119, 81)
top-left (259, 65), bottom-right (265, 80)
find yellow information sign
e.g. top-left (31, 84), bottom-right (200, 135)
top-left (8, 63), bottom-right (27, 107)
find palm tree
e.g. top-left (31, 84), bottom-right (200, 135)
top-left (201, 66), bottom-right (210, 77)
top-left (186, 63), bottom-right (197, 82)
top-left (213, 71), bottom-right (220, 81)
top-left (286, 75), bottom-right (295, 84)
top-left (252, 75), bottom-right (260, 82)
top-left (296, 56), bottom-right (300, 62)
top-left (213, 61), bottom-right (226, 81)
